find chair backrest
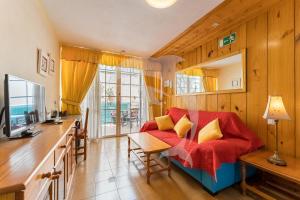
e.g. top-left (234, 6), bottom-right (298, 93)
top-left (83, 108), bottom-right (89, 132)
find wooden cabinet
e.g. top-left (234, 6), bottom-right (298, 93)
top-left (65, 132), bottom-right (76, 198)
top-left (0, 117), bottom-right (78, 200)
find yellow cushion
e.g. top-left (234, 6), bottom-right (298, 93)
top-left (198, 119), bottom-right (223, 143)
top-left (155, 115), bottom-right (175, 131)
top-left (174, 115), bottom-right (193, 138)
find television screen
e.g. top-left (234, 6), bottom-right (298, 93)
top-left (4, 74), bottom-right (46, 137)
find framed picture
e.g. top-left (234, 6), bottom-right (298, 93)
top-left (37, 49), bottom-right (48, 76)
top-left (49, 57), bottom-right (55, 75)
top-left (232, 78), bottom-right (241, 88)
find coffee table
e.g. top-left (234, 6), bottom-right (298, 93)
top-left (127, 132), bottom-right (172, 184)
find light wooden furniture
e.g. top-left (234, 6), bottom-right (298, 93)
top-left (127, 133), bottom-right (171, 184)
top-left (240, 150), bottom-right (300, 200)
top-left (0, 116), bottom-right (78, 200)
top-left (75, 108), bottom-right (89, 163)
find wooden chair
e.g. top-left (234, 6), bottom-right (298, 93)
top-left (75, 108), bottom-right (89, 163)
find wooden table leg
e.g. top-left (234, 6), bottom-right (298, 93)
top-left (241, 161), bottom-right (247, 195)
top-left (128, 137), bottom-right (131, 159)
top-left (146, 153), bottom-right (151, 184)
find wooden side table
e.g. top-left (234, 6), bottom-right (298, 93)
top-left (240, 150), bottom-right (300, 200)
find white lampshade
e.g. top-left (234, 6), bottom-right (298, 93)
top-left (263, 96), bottom-right (290, 120)
top-left (145, 0), bottom-right (177, 8)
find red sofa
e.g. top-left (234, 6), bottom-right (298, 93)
top-left (140, 107), bottom-right (263, 193)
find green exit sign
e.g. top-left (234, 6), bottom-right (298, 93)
top-left (219, 32), bottom-right (236, 48)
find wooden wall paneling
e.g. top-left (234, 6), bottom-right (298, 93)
top-left (295, 0), bottom-right (300, 158)
top-left (246, 14), bottom-right (269, 145)
top-left (196, 46), bottom-right (202, 64)
top-left (217, 94), bottom-right (231, 112)
top-left (206, 94), bottom-right (218, 111)
top-left (0, 193), bottom-right (15, 200)
top-left (181, 53), bottom-right (189, 69)
top-left (152, 0), bottom-right (281, 57)
top-left (231, 24), bottom-right (247, 52)
top-left (202, 39), bottom-right (218, 62)
top-left (231, 93), bottom-right (247, 122)
top-left (196, 94), bottom-right (207, 110)
top-left (190, 49), bottom-right (198, 66)
top-left (187, 95), bottom-right (197, 110)
top-left (201, 43), bottom-right (207, 62)
top-left (217, 31), bottom-right (231, 56)
top-left (267, 0), bottom-right (295, 156)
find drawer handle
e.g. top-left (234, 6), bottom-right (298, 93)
top-left (52, 171), bottom-right (62, 176)
top-left (41, 172), bottom-right (52, 179)
top-left (50, 171), bottom-right (62, 180)
top-left (60, 145), bottom-right (67, 148)
top-left (50, 174), bottom-right (60, 180)
top-left (68, 133), bottom-right (73, 136)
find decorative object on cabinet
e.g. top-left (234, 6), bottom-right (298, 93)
top-left (263, 96), bottom-right (290, 166)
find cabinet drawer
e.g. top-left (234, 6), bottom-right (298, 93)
top-left (54, 136), bottom-right (67, 165)
top-left (24, 153), bottom-right (54, 200)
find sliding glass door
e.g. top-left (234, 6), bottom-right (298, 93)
top-left (99, 65), bottom-right (147, 137)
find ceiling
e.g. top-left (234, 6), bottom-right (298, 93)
top-left (42, 0), bottom-right (223, 58)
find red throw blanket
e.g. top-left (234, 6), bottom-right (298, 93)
top-left (140, 110), bottom-right (263, 178)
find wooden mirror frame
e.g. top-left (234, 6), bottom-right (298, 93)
top-left (175, 49), bottom-right (247, 96)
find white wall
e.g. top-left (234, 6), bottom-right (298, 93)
top-left (217, 63), bottom-right (242, 90)
top-left (0, 0), bottom-right (60, 135)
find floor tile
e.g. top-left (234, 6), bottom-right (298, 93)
top-left (95, 179), bottom-right (117, 195)
top-left (117, 186), bottom-right (143, 200)
top-left (95, 191), bottom-right (120, 200)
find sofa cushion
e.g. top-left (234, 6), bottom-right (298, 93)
top-left (198, 118), bottom-right (223, 143)
top-left (155, 115), bottom-right (174, 131)
top-left (168, 107), bottom-right (189, 124)
top-left (174, 115), bottom-right (193, 138)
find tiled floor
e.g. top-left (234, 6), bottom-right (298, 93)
top-left (68, 137), bottom-right (254, 200)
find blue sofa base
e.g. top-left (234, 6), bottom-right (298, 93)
top-left (171, 159), bottom-right (256, 194)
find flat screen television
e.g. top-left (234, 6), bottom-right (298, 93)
top-left (4, 74), bottom-right (46, 138)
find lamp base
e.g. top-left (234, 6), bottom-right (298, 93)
top-left (267, 151), bottom-right (287, 166)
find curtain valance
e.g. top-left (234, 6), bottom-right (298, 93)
top-left (101, 52), bottom-right (144, 69)
top-left (61, 46), bottom-right (101, 64)
top-left (61, 46), bottom-right (145, 69)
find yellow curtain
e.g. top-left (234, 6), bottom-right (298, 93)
top-left (181, 67), bottom-right (204, 76)
top-left (203, 77), bottom-right (217, 92)
top-left (101, 52), bottom-right (143, 69)
top-left (144, 70), bottom-right (162, 120)
top-left (201, 69), bottom-right (218, 92)
top-left (61, 46), bottom-right (99, 114)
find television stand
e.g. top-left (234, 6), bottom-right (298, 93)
top-left (9, 129), bottom-right (42, 139)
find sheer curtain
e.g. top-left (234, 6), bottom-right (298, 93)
top-left (81, 70), bottom-right (102, 140)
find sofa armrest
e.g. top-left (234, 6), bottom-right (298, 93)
top-left (140, 121), bottom-right (158, 132)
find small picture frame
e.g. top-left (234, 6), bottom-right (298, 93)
top-left (49, 57), bottom-right (55, 75)
top-left (37, 49), bottom-right (48, 76)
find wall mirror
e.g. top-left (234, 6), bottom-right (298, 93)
top-left (176, 49), bottom-right (246, 95)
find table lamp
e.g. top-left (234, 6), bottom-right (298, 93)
top-left (263, 96), bottom-right (290, 166)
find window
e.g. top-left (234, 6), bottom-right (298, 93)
top-left (98, 65), bottom-right (148, 137)
top-left (176, 73), bottom-right (204, 95)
